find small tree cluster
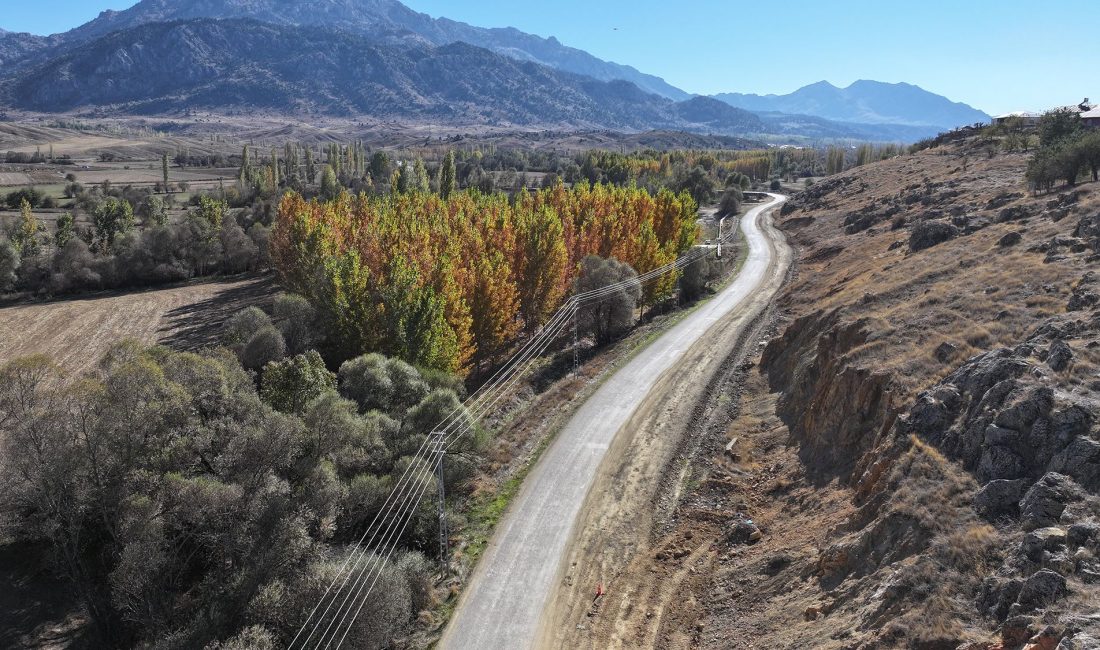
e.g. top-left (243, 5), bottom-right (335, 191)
top-left (0, 337), bottom-right (474, 648)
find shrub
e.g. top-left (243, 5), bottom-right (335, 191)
top-left (0, 237), bottom-right (19, 291)
top-left (223, 307), bottom-right (273, 348)
top-left (274, 293), bottom-right (317, 355)
top-left (241, 326), bottom-right (287, 371)
top-left (260, 350), bottom-right (337, 414)
top-left (339, 353), bottom-right (394, 413)
top-left (575, 256), bottom-right (640, 345)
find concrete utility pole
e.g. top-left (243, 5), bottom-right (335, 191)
top-left (434, 431), bottom-right (449, 577)
top-left (572, 309), bottom-right (579, 377)
top-left (717, 217), bottom-right (725, 259)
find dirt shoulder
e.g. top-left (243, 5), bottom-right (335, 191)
top-left (543, 204), bottom-right (792, 648)
top-left (566, 142), bottom-right (1100, 649)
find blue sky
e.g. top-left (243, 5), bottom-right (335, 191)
top-left (1, 0), bottom-right (1093, 115)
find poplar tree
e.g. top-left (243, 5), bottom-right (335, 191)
top-left (439, 150), bottom-right (457, 199)
top-left (162, 153), bottom-right (169, 191)
top-left (15, 198), bottom-right (39, 256)
top-left (413, 158), bottom-right (430, 193)
top-left (239, 145), bottom-right (252, 186)
top-left (304, 147), bottom-right (315, 185)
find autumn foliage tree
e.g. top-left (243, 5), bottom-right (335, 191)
top-left (271, 182), bottom-right (698, 375)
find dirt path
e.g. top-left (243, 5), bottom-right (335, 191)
top-left (542, 201), bottom-right (793, 649)
top-left (440, 197), bottom-right (790, 650)
top-left (0, 276), bottom-right (278, 375)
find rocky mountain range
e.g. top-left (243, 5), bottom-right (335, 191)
top-left (0, 0), bottom-right (991, 141)
top-left (1, 0), bottom-right (687, 101)
top-left (0, 18), bottom-right (761, 133)
top-left (715, 80), bottom-right (990, 131)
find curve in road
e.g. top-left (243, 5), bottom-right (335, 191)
top-left (440, 194), bottom-right (788, 650)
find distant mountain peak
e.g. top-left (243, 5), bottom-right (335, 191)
top-left (51, 0), bottom-right (689, 101)
top-left (713, 80), bottom-right (989, 130)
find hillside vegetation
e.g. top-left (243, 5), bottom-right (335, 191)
top-left (622, 131), bottom-right (1100, 648)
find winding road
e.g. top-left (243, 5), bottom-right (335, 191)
top-left (440, 194), bottom-right (789, 650)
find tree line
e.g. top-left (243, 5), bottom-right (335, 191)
top-left (1026, 110), bottom-right (1100, 192)
top-left (270, 181), bottom-right (699, 376)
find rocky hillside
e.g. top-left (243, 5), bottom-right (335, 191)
top-left (12, 0), bottom-right (689, 101)
top-left (629, 139), bottom-right (1100, 648)
top-left (0, 18), bottom-right (756, 132)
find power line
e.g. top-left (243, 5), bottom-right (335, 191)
top-left (291, 214), bottom-right (742, 648)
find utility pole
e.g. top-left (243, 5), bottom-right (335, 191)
top-left (434, 431), bottom-right (449, 577)
top-left (717, 217), bottom-right (725, 259)
top-left (572, 308), bottom-right (579, 378)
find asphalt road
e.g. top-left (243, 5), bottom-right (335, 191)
top-left (439, 194), bottom-right (788, 650)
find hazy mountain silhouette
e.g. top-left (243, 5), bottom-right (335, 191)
top-left (714, 80), bottom-right (989, 130)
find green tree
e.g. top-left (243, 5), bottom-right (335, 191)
top-left (675, 166), bottom-right (717, 205)
top-left (162, 152), bottom-right (170, 190)
top-left (574, 256), bottom-right (640, 345)
top-left (1080, 130), bottom-right (1100, 182)
top-left (14, 198), bottom-right (40, 257)
top-left (0, 238), bottom-right (19, 291)
top-left (1038, 109), bottom-right (1082, 146)
top-left (92, 198), bottom-right (135, 250)
top-left (370, 151), bottom-right (391, 185)
top-left (54, 212), bottom-right (75, 248)
top-left (241, 326), bottom-right (287, 371)
top-left (239, 144), bottom-right (252, 186)
top-left (439, 150), bottom-right (457, 199)
top-left (320, 165), bottom-right (340, 201)
top-left (413, 158), bottom-right (430, 193)
top-left (304, 147), bottom-right (316, 185)
top-left (260, 350), bottom-right (337, 414)
top-left (717, 189), bottom-right (741, 219)
top-left (396, 164), bottom-right (411, 194)
top-left (194, 195), bottom-right (229, 230)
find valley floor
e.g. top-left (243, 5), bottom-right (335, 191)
top-left (0, 275), bottom-right (277, 375)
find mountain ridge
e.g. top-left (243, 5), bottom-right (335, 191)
top-left (45, 0), bottom-right (691, 101)
top-left (713, 79), bottom-right (989, 130)
top-left (0, 18), bottom-right (755, 135)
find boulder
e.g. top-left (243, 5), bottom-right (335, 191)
top-left (1067, 521), bottom-right (1099, 548)
top-left (979, 445), bottom-right (1027, 481)
top-left (1021, 473), bottom-right (1085, 530)
top-left (981, 576), bottom-right (1024, 620)
top-left (999, 205), bottom-right (1036, 222)
top-left (1048, 437), bottom-right (1100, 491)
top-left (910, 220), bottom-right (959, 252)
top-left (1003, 615), bottom-right (1037, 646)
top-left (934, 341), bottom-right (959, 363)
top-left (1021, 527), bottom-right (1068, 561)
top-left (1058, 633), bottom-right (1100, 650)
top-left (975, 478), bottom-right (1030, 519)
top-left (1072, 213), bottom-right (1100, 249)
top-left (1012, 569), bottom-right (1067, 612)
top-left (726, 518), bottom-right (762, 545)
top-left (1067, 287), bottom-right (1099, 311)
top-left (995, 386), bottom-right (1054, 432)
top-left (1047, 341), bottom-right (1074, 372)
top-left (1025, 626), bottom-right (1062, 650)
top-left (999, 231), bottom-right (1023, 247)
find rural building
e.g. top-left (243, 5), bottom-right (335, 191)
top-left (992, 98), bottom-right (1096, 128)
top-left (992, 111), bottom-right (1042, 127)
top-left (1083, 107), bottom-right (1100, 128)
